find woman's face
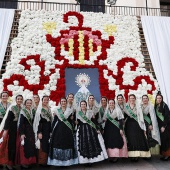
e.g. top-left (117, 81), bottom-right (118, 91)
top-left (16, 96), bottom-right (23, 106)
top-left (33, 95), bottom-right (40, 104)
top-left (88, 96), bottom-right (94, 104)
top-left (42, 97), bottom-right (49, 106)
top-left (117, 96), bottom-right (124, 104)
top-left (109, 100), bottom-right (115, 108)
top-left (81, 102), bottom-right (87, 110)
top-left (60, 99), bottom-right (67, 107)
top-left (25, 100), bottom-right (32, 110)
top-left (101, 98), bottom-right (107, 107)
top-left (1, 93), bottom-right (9, 102)
top-left (67, 94), bottom-right (74, 103)
top-left (129, 96), bottom-right (136, 104)
top-left (156, 95), bottom-right (162, 104)
top-left (142, 96), bottom-right (149, 104)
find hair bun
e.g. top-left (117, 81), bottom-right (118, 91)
top-left (157, 91), bottom-right (161, 95)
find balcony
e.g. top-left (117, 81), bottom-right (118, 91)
top-left (0, 1), bottom-right (169, 16)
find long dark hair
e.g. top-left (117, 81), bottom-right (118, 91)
top-left (154, 92), bottom-right (164, 113)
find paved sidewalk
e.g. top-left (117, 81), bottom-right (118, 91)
top-left (2, 156), bottom-right (170, 170)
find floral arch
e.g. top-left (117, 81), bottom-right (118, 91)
top-left (0, 10), bottom-right (158, 105)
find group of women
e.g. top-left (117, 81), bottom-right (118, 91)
top-left (0, 91), bottom-right (170, 170)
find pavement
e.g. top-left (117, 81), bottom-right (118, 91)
top-left (2, 156), bottom-right (170, 170)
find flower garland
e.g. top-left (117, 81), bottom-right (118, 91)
top-left (0, 10), bottom-right (159, 105)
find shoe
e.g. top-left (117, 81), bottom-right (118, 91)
top-left (113, 158), bottom-right (118, 163)
top-left (6, 165), bottom-right (13, 170)
top-left (143, 157), bottom-right (151, 160)
top-left (134, 158), bottom-right (139, 162)
top-left (162, 156), bottom-right (170, 161)
top-left (130, 157), bottom-right (135, 162)
top-left (21, 165), bottom-right (31, 169)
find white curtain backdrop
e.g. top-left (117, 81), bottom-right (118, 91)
top-left (141, 16), bottom-right (170, 107)
top-left (0, 8), bottom-right (15, 69)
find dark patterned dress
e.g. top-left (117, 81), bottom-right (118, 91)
top-left (103, 109), bottom-right (128, 158)
top-left (125, 105), bottom-right (151, 157)
top-left (76, 111), bottom-right (107, 164)
top-left (48, 109), bottom-right (78, 166)
top-left (155, 103), bottom-right (170, 156)
top-left (37, 108), bottom-right (52, 165)
top-left (142, 104), bottom-right (160, 155)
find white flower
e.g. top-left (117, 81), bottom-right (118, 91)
top-left (13, 81), bottom-right (19, 86)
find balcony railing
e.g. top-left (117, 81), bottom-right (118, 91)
top-left (0, 1), bottom-right (169, 16)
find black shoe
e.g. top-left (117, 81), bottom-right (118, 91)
top-left (160, 156), bottom-right (165, 160)
top-left (5, 165), bottom-right (14, 170)
top-left (130, 157), bottom-right (135, 162)
top-left (84, 163), bottom-right (92, 167)
top-left (162, 156), bottom-right (170, 161)
top-left (21, 165), bottom-right (31, 169)
top-left (134, 158), bottom-right (139, 162)
top-left (143, 157), bottom-right (151, 161)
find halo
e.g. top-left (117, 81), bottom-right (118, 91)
top-left (75, 73), bottom-right (91, 88)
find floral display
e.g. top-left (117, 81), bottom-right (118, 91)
top-left (0, 10), bottom-right (159, 105)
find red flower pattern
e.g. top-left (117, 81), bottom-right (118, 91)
top-left (2, 11), bottom-right (156, 104)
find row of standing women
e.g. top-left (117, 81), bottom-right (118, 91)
top-left (0, 92), bottom-right (170, 169)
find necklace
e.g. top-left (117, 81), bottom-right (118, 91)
top-left (119, 104), bottom-right (124, 110)
top-left (129, 104), bottom-right (135, 111)
top-left (109, 108), bottom-right (114, 114)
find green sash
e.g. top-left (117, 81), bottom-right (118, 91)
top-left (143, 114), bottom-right (152, 125)
top-left (99, 107), bottom-right (105, 118)
top-left (42, 108), bottom-right (51, 121)
top-left (32, 108), bottom-right (36, 117)
top-left (57, 109), bottom-right (73, 131)
top-left (12, 105), bottom-right (20, 118)
top-left (106, 112), bottom-right (120, 129)
top-left (125, 105), bottom-right (138, 122)
top-left (23, 109), bottom-right (32, 126)
top-left (0, 103), bottom-right (6, 117)
top-left (156, 108), bottom-right (164, 122)
top-left (78, 111), bottom-right (97, 130)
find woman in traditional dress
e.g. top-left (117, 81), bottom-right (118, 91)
top-left (0, 92), bottom-right (11, 124)
top-left (0, 95), bottom-right (23, 170)
top-left (116, 94), bottom-right (127, 129)
top-left (76, 100), bottom-right (108, 164)
top-left (33, 95), bottom-right (52, 166)
top-left (124, 94), bottom-right (151, 161)
top-left (48, 97), bottom-right (78, 166)
top-left (117, 94), bottom-right (126, 116)
top-left (154, 93), bottom-right (170, 160)
top-left (98, 97), bottom-right (108, 131)
top-left (87, 95), bottom-right (99, 126)
top-left (32, 94), bottom-right (40, 116)
top-left (0, 92), bottom-right (11, 168)
top-left (141, 95), bottom-right (160, 156)
top-left (103, 99), bottom-right (128, 162)
top-left (67, 93), bottom-right (77, 129)
top-left (16, 99), bottom-right (36, 169)
top-left (33, 95), bottom-right (40, 109)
